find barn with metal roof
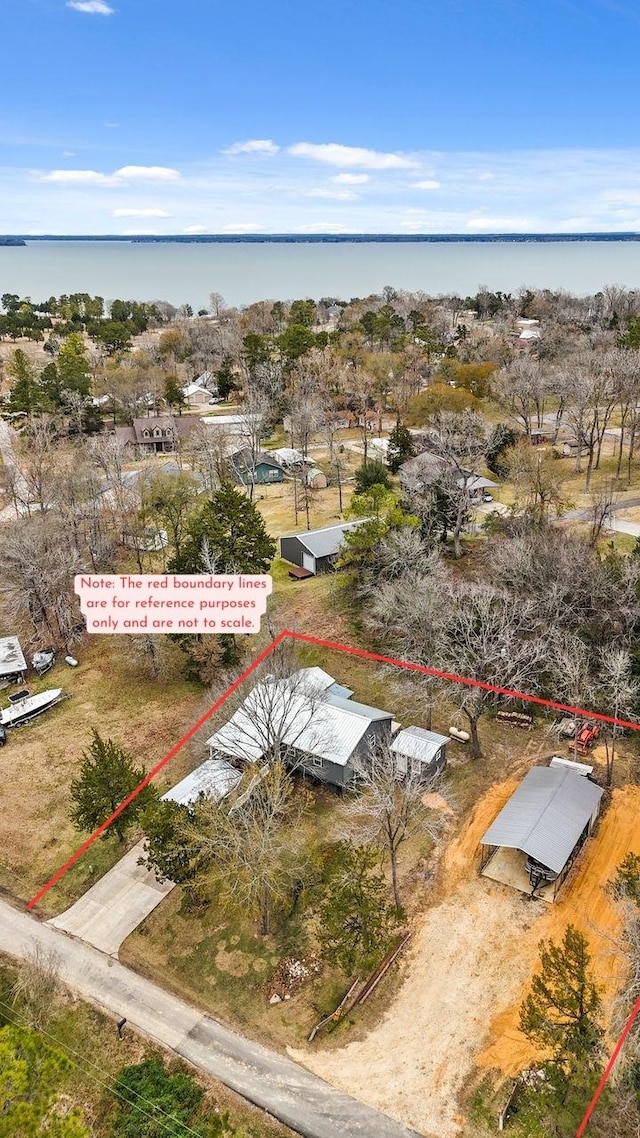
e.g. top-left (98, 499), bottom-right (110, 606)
top-left (480, 765), bottom-right (604, 900)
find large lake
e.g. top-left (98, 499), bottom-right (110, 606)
top-left (2, 239), bottom-right (640, 309)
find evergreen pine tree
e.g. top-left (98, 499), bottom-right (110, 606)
top-left (70, 731), bottom-right (157, 841)
top-left (168, 483), bottom-right (276, 574)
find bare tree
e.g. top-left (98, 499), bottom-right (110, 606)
top-left (586, 477), bottom-right (618, 548)
top-left (428, 409), bottom-right (488, 557)
top-left (345, 739), bottom-right (443, 907)
top-left (0, 513), bottom-right (84, 647)
top-left (506, 440), bottom-right (571, 524)
top-left (183, 761), bottom-right (311, 934)
top-left (435, 582), bottom-right (546, 759)
top-left (595, 647), bottom-right (639, 786)
top-left (496, 357), bottom-right (549, 437)
top-left (182, 422), bottom-right (231, 495)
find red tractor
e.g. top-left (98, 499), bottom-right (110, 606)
top-left (574, 722), bottom-right (600, 756)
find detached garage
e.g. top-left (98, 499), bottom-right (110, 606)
top-left (280, 520), bottom-right (369, 576)
top-left (480, 765), bottom-right (604, 901)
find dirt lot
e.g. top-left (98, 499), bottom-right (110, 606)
top-left (294, 779), bottom-right (640, 1138)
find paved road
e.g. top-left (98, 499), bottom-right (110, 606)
top-left (0, 898), bottom-right (423, 1138)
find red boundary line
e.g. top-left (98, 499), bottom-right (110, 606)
top-left (26, 627), bottom-right (640, 1133)
top-left (575, 998), bottom-right (640, 1137)
top-left (25, 630), bottom-right (289, 912)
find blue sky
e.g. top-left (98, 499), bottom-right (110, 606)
top-left (2, 0), bottom-right (640, 233)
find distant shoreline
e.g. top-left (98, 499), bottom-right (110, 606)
top-left (2, 232), bottom-right (640, 245)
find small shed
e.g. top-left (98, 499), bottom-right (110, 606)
top-left (0, 637), bottom-right (27, 683)
top-left (480, 765), bottom-right (604, 900)
top-left (280, 519), bottom-right (369, 575)
top-left (303, 466), bottom-right (328, 489)
top-left (391, 727), bottom-right (449, 778)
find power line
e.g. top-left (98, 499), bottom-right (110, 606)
top-left (0, 993), bottom-right (211, 1138)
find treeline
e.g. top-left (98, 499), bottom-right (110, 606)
top-left (0, 290), bottom-right (164, 346)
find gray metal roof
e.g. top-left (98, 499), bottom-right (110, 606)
top-left (480, 766), bottom-right (604, 875)
top-left (391, 726), bottom-right (449, 765)
top-left (162, 758), bottom-right (241, 807)
top-left (0, 636), bottom-right (26, 678)
top-left (282, 519), bottom-right (369, 560)
top-left (205, 669), bottom-right (393, 768)
top-left (325, 691), bottom-right (392, 721)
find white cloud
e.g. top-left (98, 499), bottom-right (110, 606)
top-left (477, 172), bottom-right (494, 181)
top-left (288, 142), bottom-right (417, 169)
top-left (67, 1), bottom-right (114, 13)
top-left (183, 224), bottom-right (209, 234)
top-left (36, 165), bottom-right (181, 186)
top-left (295, 222), bottom-right (354, 233)
top-left (299, 188), bottom-right (358, 200)
top-left (39, 169), bottom-right (113, 185)
top-left (112, 208), bottom-right (173, 218)
top-left (331, 173), bottom-right (369, 184)
top-left (121, 229), bottom-right (160, 236)
top-left (223, 139), bottom-right (280, 156)
top-left (411, 179), bottom-right (441, 190)
top-left (114, 165), bottom-right (181, 181)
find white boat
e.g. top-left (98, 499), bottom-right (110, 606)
top-left (0, 688), bottom-right (64, 727)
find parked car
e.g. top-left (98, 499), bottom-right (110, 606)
top-left (0, 724), bottom-right (6, 747)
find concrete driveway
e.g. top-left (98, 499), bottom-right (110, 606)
top-left (49, 841), bottom-right (174, 956)
top-left (0, 898), bottom-right (424, 1138)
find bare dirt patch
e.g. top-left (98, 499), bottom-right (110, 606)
top-left (293, 782), bottom-right (640, 1138)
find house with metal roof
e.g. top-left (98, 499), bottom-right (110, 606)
top-left (0, 636), bottom-right (27, 683)
top-left (279, 519), bottom-right (370, 576)
top-left (205, 666), bottom-right (394, 789)
top-left (391, 727), bottom-right (449, 778)
top-left (479, 765), bottom-right (604, 900)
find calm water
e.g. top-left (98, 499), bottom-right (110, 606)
top-left (2, 239), bottom-right (640, 309)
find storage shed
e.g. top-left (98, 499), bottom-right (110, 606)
top-left (280, 519), bottom-right (369, 575)
top-left (0, 637), bottom-right (27, 684)
top-left (480, 765), bottom-right (604, 900)
top-left (391, 727), bottom-right (449, 778)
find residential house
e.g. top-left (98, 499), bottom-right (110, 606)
top-left (205, 666), bottom-right (394, 790)
top-left (113, 415), bottom-right (198, 455)
top-left (280, 519), bottom-right (369, 575)
top-left (399, 453), bottom-right (499, 499)
top-left (271, 446), bottom-right (305, 469)
top-left (229, 447), bottom-right (284, 486)
top-left (398, 451), bottom-right (450, 492)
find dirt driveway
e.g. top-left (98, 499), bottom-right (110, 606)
top-left (294, 782), bottom-right (640, 1138)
